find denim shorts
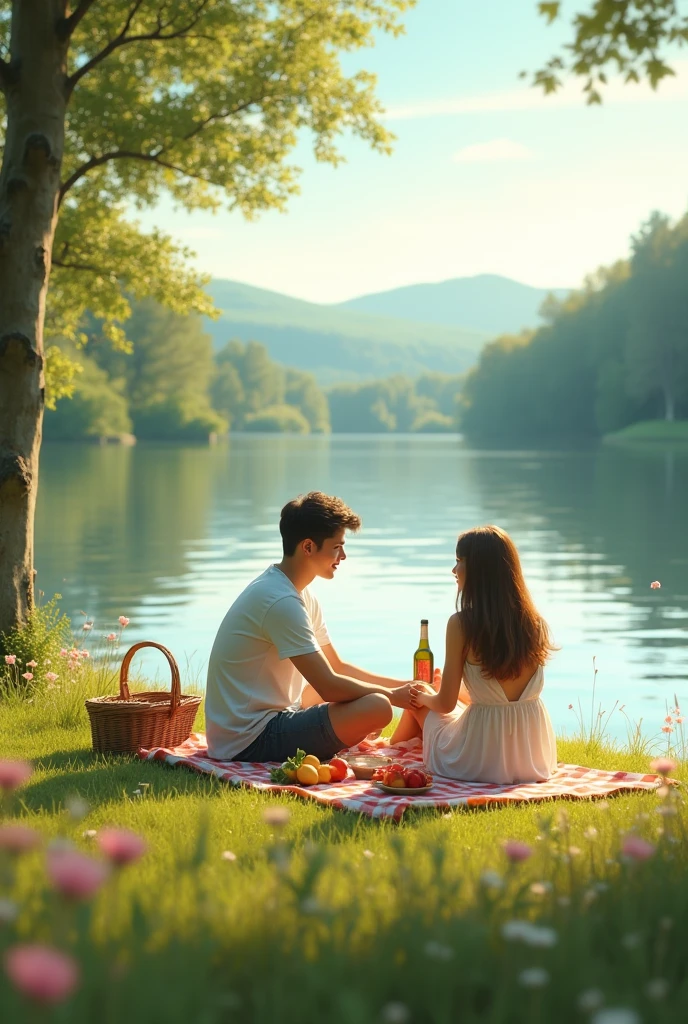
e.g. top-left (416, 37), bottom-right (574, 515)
top-left (233, 704), bottom-right (343, 763)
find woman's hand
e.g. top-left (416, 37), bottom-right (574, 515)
top-left (410, 682), bottom-right (435, 708)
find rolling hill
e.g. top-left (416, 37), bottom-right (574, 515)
top-left (205, 279), bottom-right (488, 384)
top-left (338, 274), bottom-right (570, 336)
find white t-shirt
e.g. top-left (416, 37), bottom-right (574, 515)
top-left (205, 565), bottom-right (330, 759)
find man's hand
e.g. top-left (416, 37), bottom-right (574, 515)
top-left (390, 682), bottom-right (416, 710)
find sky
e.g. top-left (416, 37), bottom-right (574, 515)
top-left (138, 0), bottom-right (688, 304)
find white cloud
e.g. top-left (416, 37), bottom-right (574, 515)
top-left (452, 138), bottom-right (533, 164)
top-left (385, 60), bottom-right (688, 121)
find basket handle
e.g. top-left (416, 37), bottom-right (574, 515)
top-left (119, 642), bottom-right (181, 715)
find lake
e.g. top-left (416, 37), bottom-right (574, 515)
top-left (36, 435), bottom-right (688, 739)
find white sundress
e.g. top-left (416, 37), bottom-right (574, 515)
top-left (422, 661), bottom-right (557, 785)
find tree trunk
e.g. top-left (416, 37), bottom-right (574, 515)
top-left (0, 2), bottom-right (68, 639)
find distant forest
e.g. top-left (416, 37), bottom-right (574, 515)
top-left (461, 210), bottom-right (688, 440)
top-left (44, 302), bottom-right (463, 440)
top-left (44, 209), bottom-right (688, 441)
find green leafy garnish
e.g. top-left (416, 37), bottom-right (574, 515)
top-left (269, 749), bottom-right (306, 784)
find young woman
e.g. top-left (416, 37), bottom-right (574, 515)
top-left (391, 525), bottom-right (557, 784)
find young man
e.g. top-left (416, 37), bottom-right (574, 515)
top-left (205, 491), bottom-right (414, 762)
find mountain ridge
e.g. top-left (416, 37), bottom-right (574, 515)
top-left (337, 273), bottom-right (570, 337)
top-left (204, 274), bottom-right (571, 384)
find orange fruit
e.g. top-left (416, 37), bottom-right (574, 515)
top-left (296, 764), bottom-right (319, 786)
top-left (317, 765), bottom-right (332, 784)
top-left (389, 777), bottom-right (406, 788)
top-left (302, 754), bottom-right (320, 768)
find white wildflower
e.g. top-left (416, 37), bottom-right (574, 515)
top-left (645, 979), bottom-right (668, 1000)
top-left (529, 881), bottom-right (552, 896)
top-left (518, 967), bottom-right (549, 988)
top-left (590, 1010), bottom-right (641, 1024)
top-left (479, 869), bottom-right (504, 889)
top-left (0, 899), bottom-right (19, 923)
top-left (301, 897), bottom-right (322, 915)
top-left (424, 940), bottom-right (454, 962)
top-left (577, 989), bottom-right (604, 1012)
top-left (221, 850), bottom-right (237, 862)
top-left (501, 921), bottom-right (557, 948)
top-left (380, 1003), bottom-right (411, 1024)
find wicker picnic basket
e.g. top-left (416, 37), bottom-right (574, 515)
top-left (85, 641), bottom-right (201, 754)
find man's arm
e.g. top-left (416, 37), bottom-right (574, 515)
top-left (291, 649), bottom-right (414, 709)
top-left (321, 643), bottom-right (409, 690)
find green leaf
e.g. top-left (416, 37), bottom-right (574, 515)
top-left (538, 2), bottom-right (560, 25)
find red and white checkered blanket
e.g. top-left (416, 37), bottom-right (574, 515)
top-left (138, 733), bottom-right (662, 821)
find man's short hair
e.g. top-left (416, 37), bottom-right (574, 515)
top-left (279, 491), bottom-right (361, 556)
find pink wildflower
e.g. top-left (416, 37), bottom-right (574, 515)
top-left (650, 757), bottom-right (676, 777)
top-left (106, 633), bottom-right (117, 642)
top-left (119, 616), bottom-right (130, 627)
top-left (26, 660), bottom-right (37, 668)
top-left (21, 672), bottom-right (33, 681)
top-left (98, 828), bottom-right (147, 866)
top-left (503, 840), bottom-right (533, 863)
top-left (46, 849), bottom-right (110, 900)
top-left (4, 654), bottom-right (16, 665)
top-left (661, 726), bottom-right (673, 734)
top-left (59, 648), bottom-right (69, 658)
top-left (568, 704), bottom-right (574, 710)
top-left (664, 716), bottom-right (673, 724)
top-left (4, 945), bottom-right (80, 1005)
top-left (622, 836), bottom-right (656, 862)
top-left (82, 622), bottom-right (93, 632)
top-left (0, 824), bottom-right (41, 855)
top-left (650, 581), bottom-right (661, 589)
top-left (45, 672), bottom-right (58, 683)
top-left (0, 760), bottom-right (32, 791)
top-left (80, 650), bottom-right (90, 659)
top-left (676, 717), bottom-right (684, 725)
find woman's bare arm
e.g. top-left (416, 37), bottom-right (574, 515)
top-left (411, 614), bottom-right (466, 715)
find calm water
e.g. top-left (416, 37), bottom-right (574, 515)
top-left (36, 436), bottom-right (688, 737)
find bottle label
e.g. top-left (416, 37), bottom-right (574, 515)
top-left (414, 660), bottom-right (432, 683)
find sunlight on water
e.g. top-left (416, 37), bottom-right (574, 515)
top-left (36, 435), bottom-right (688, 738)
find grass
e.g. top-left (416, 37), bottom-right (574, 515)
top-left (1, 665), bottom-right (688, 1023)
top-left (604, 419), bottom-right (688, 445)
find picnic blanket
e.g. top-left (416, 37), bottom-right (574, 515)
top-left (138, 733), bottom-right (663, 821)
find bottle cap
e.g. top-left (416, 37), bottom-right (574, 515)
top-left (420, 618), bottom-right (428, 624)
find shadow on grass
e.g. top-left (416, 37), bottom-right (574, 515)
top-left (22, 747), bottom-right (233, 812)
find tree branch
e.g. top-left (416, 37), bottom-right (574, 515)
top-left (51, 257), bottom-right (107, 274)
top-left (59, 98), bottom-right (260, 202)
top-left (57, 0), bottom-right (101, 41)
top-left (66, 0), bottom-right (211, 93)
top-left (59, 148), bottom-right (223, 203)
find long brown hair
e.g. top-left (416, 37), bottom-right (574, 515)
top-left (456, 525), bottom-right (555, 679)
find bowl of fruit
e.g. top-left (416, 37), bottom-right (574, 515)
top-left (269, 750), bottom-right (349, 786)
top-left (344, 754), bottom-right (393, 780)
top-left (372, 763), bottom-right (433, 794)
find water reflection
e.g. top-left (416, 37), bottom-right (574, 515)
top-left (36, 437), bottom-right (688, 735)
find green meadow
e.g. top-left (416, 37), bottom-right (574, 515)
top-left (1, 662), bottom-right (686, 1024)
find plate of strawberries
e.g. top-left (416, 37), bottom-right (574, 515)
top-left (371, 763), bottom-right (433, 794)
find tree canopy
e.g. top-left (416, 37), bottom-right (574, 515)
top-left (531, 0), bottom-right (688, 103)
top-left (0, 0), bottom-right (413, 396)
